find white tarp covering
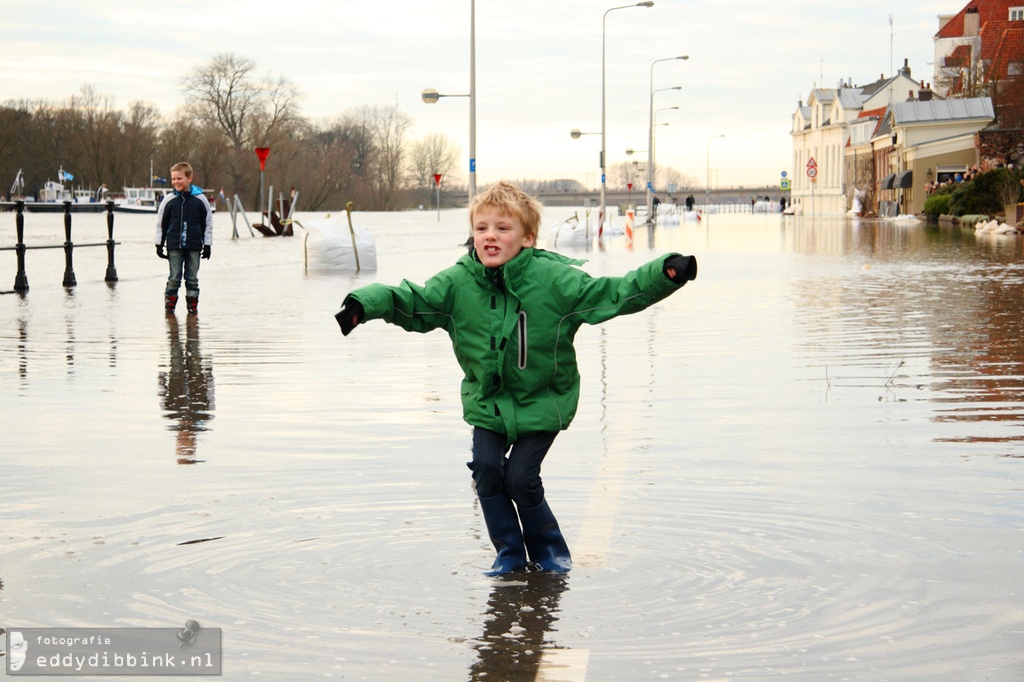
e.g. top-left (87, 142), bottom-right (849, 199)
top-left (301, 215), bottom-right (378, 272)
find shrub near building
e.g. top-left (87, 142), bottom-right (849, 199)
top-left (924, 167), bottom-right (1024, 222)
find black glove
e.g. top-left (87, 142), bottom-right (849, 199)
top-left (202, 245), bottom-right (211, 260)
top-left (156, 245), bottom-right (167, 259)
top-left (335, 299), bottom-right (364, 336)
top-left (664, 254), bottom-right (697, 285)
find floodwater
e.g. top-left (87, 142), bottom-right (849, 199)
top-left (1, 205), bottom-right (1022, 681)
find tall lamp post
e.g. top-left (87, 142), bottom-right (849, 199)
top-left (601, 1), bottom-right (654, 233)
top-left (651, 108), bottom-right (675, 210)
top-left (422, 0), bottom-right (476, 208)
top-left (646, 55), bottom-right (687, 223)
top-left (706, 134), bottom-right (725, 209)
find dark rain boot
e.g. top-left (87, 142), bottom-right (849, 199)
top-left (186, 296), bottom-right (198, 315)
top-left (519, 499), bottom-right (572, 573)
top-left (478, 493), bottom-right (528, 576)
top-left (165, 294), bottom-right (178, 314)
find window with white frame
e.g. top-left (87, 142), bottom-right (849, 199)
top-left (1010, 7), bottom-right (1024, 20)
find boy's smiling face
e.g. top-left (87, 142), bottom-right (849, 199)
top-left (472, 205), bottom-right (535, 269)
top-left (170, 170), bottom-right (191, 193)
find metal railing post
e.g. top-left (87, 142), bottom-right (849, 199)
top-left (14, 200), bottom-right (28, 292)
top-left (104, 201), bottom-right (118, 282)
top-left (62, 200), bottom-right (77, 287)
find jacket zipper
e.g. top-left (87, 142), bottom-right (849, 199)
top-left (517, 312), bottom-right (527, 369)
top-left (178, 194), bottom-right (188, 248)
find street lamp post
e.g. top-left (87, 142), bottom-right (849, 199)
top-left (650, 110), bottom-right (674, 215)
top-left (601, 2), bottom-right (654, 234)
top-left (706, 134), bottom-right (725, 209)
top-left (646, 55), bottom-right (687, 223)
top-left (422, 0), bottom-right (476, 209)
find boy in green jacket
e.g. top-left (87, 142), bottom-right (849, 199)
top-left (336, 181), bottom-right (696, 576)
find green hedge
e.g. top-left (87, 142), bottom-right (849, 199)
top-left (923, 193), bottom-right (952, 221)
top-left (925, 167), bottom-right (1024, 221)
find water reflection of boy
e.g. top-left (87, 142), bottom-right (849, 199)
top-left (336, 181), bottom-right (697, 576)
top-left (159, 315), bottom-right (215, 464)
top-left (469, 573), bottom-right (567, 680)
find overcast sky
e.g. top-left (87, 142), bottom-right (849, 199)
top-left (2, 0), bottom-right (961, 190)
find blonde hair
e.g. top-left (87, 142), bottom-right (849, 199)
top-left (469, 181), bottom-right (542, 239)
top-left (170, 162), bottom-right (193, 178)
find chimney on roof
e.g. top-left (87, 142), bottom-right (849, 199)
top-left (900, 59), bottom-right (911, 77)
top-left (919, 83), bottom-right (933, 101)
top-left (908, 90), bottom-right (915, 101)
top-left (965, 7), bottom-right (980, 36)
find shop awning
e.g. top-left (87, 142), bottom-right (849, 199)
top-left (880, 174), bottom-right (895, 190)
top-left (894, 170), bottom-right (913, 189)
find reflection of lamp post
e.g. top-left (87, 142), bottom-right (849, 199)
top-left (601, 1), bottom-right (654, 233)
top-left (706, 134), bottom-right (724, 208)
top-left (646, 55), bottom-right (687, 222)
top-left (422, 0), bottom-right (476, 207)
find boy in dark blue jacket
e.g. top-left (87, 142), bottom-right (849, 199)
top-left (155, 162), bottom-right (213, 315)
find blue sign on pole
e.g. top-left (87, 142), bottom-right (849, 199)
top-left (781, 171), bottom-right (788, 178)
top-left (470, 159), bottom-right (476, 172)
top-left (647, 182), bottom-right (653, 191)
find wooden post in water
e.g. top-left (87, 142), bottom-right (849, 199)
top-left (62, 200), bottom-right (77, 287)
top-left (14, 200), bottom-right (28, 292)
top-left (104, 200), bottom-right (118, 282)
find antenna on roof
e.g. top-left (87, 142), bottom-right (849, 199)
top-left (889, 14), bottom-right (894, 78)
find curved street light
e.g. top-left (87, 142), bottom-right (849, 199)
top-left (601, 2), bottom-right (654, 233)
top-left (647, 55), bottom-right (688, 223)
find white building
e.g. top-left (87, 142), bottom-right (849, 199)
top-left (790, 61), bottom-right (921, 215)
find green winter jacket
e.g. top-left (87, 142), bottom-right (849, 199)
top-left (346, 247), bottom-right (684, 445)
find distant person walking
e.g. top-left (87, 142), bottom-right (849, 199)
top-left (155, 162), bottom-right (213, 315)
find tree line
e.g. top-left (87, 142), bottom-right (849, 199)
top-left (0, 52), bottom-right (699, 211)
top-left (0, 53), bottom-right (465, 212)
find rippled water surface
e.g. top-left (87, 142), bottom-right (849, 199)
top-left (1, 207), bottom-right (1022, 680)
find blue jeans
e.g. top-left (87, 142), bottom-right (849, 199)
top-left (470, 428), bottom-right (558, 508)
top-left (165, 249), bottom-right (202, 298)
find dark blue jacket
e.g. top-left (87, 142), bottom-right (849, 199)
top-left (155, 186), bottom-right (213, 251)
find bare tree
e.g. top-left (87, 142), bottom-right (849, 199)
top-left (609, 160), bottom-right (642, 190)
top-left (409, 133), bottom-right (461, 191)
top-left (182, 53), bottom-right (301, 204)
top-left (342, 105), bottom-right (412, 210)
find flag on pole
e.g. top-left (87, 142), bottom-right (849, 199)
top-left (58, 170), bottom-right (75, 182)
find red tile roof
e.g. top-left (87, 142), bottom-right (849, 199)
top-left (857, 106), bottom-right (888, 120)
top-left (937, 2), bottom-right (1024, 82)
top-left (936, 1), bottom-right (1022, 39)
top-left (987, 25), bottom-right (1024, 79)
top-left (945, 44), bottom-right (972, 68)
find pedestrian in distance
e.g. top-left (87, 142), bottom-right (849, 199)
top-left (155, 162), bottom-right (213, 315)
top-left (334, 181), bottom-right (698, 576)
